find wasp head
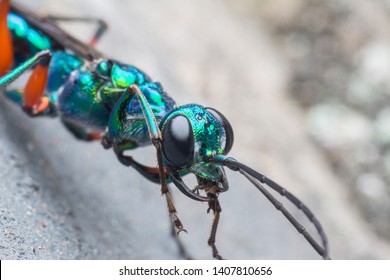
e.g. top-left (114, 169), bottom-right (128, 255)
top-left (160, 104), bottom-right (234, 200)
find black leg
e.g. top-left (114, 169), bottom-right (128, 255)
top-left (115, 152), bottom-right (162, 184)
top-left (62, 119), bottom-right (102, 141)
top-left (44, 15), bottom-right (108, 46)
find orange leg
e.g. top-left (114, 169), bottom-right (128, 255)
top-left (23, 61), bottom-right (51, 115)
top-left (0, 0), bottom-right (13, 76)
top-left (0, 50), bottom-right (52, 116)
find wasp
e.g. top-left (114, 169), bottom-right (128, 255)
top-left (0, 0), bottom-right (329, 259)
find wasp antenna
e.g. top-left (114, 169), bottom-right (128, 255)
top-left (210, 155), bottom-right (330, 259)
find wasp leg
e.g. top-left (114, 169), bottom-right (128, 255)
top-left (115, 152), bottom-right (162, 184)
top-left (102, 132), bottom-right (161, 187)
top-left (107, 85), bottom-right (187, 234)
top-left (129, 84), bottom-right (187, 234)
top-left (207, 193), bottom-right (223, 260)
top-left (62, 119), bottom-right (102, 141)
top-left (0, 50), bottom-right (52, 116)
top-left (169, 209), bottom-right (193, 260)
top-left (107, 147), bottom-right (193, 259)
top-left (0, 0), bottom-right (13, 76)
top-left (44, 15), bottom-right (108, 47)
top-left (121, 155), bottom-right (194, 259)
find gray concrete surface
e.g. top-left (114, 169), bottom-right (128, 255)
top-left (1, 0), bottom-right (390, 259)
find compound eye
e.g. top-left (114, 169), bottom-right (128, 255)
top-left (206, 107), bottom-right (234, 154)
top-left (96, 60), bottom-right (112, 77)
top-left (162, 115), bottom-right (195, 169)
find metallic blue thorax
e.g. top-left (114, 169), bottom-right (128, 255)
top-left (7, 11), bottom-right (176, 142)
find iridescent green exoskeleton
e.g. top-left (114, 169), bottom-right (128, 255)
top-left (0, 0), bottom-right (330, 259)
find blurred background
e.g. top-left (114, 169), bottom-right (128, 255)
top-left (1, 0), bottom-right (390, 259)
